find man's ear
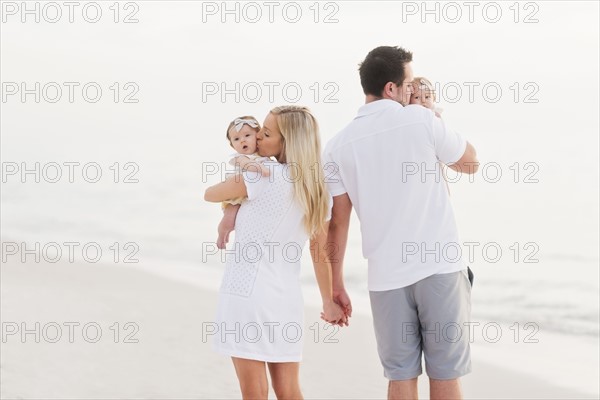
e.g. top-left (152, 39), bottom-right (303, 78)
top-left (382, 82), bottom-right (395, 99)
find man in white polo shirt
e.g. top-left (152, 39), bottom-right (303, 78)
top-left (324, 46), bottom-right (479, 399)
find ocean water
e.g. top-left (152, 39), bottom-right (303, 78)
top-left (1, 0), bottom-right (598, 395)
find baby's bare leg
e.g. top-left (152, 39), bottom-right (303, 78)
top-left (217, 204), bottom-right (241, 249)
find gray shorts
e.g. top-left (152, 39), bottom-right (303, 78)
top-left (369, 269), bottom-right (472, 381)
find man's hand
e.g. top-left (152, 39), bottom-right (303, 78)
top-left (332, 287), bottom-right (352, 326)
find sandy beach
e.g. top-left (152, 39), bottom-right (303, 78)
top-left (1, 258), bottom-right (595, 399)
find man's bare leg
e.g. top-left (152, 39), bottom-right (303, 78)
top-left (389, 378), bottom-right (418, 400)
top-left (430, 378), bottom-right (462, 400)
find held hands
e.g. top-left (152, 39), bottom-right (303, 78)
top-left (320, 299), bottom-right (347, 327)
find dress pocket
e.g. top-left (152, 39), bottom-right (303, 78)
top-left (220, 260), bottom-right (260, 298)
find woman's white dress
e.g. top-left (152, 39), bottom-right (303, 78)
top-left (213, 161), bottom-right (332, 362)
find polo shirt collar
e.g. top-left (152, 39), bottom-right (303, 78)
top-left (356, 99), bottom-right (403, 118)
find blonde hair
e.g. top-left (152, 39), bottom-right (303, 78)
top-left (412, 77), bottom-right (437, 102)
top-left (270, 105), bottom-right (329, 237)
top-left (225, 115), bottom-right (261, 145)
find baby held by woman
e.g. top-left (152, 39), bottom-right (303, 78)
top-left (215, 116), bottom-right (271, 249)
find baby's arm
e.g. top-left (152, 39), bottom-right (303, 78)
top-left (231, 155), bottom-right (271, 176)
top-left (217, 203), bottom-right (240, 249)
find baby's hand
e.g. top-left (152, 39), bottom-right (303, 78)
top-left (232, 156), bottom-right (270, 177)
top-left (229, 155), bottom-right (249, 167)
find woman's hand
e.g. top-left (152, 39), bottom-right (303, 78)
top-left (320, 299), bottom-right (347, 326)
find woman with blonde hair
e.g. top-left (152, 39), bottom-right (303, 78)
top-left (204, 105), bottom-right (347, 399)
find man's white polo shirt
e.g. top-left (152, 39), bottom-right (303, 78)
top-left (323, 99), bottom-right (468, 291)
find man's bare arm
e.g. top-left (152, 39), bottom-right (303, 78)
top-left (327, 193), bottom-right (352, 291)
top-left (448, 141), bottom-right (479, 174)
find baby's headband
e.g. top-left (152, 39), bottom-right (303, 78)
top-left (232, 118), bottom-right (259, 132)
top-left (417, 79), bottom-right (435, 92)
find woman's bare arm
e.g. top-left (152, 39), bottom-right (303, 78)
top-left (310, 224), bottom-right (347, 326)
top-left (204, 174), bottom-right (248, 203)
